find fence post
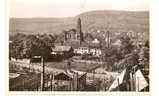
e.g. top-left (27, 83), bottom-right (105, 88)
top-left (40, 56), bottom-right (45, 91)
top-left (50, 74), bottom-right (53, 91)
top-left (117, 78), bottom-right (119, 91)
top-left (137, 77), bottom-right (140, 92)
top-left (130, 72), bottom-right (134, 91)
top-left (133, 67), bottom-right (136, 91)
top-left (37, 81), bottom-right (39, 91)
top-left (57, 80), bottom-right (59, 91)
top-left (22, 78), bottom-right (25, 91)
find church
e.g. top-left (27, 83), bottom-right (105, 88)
top-left (64, 18), bottom-right (84, 44)
top-left (53, 18), bottom-right (102, 57)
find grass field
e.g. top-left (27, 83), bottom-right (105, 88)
top-left (45, 61), bottom-right (101, 72)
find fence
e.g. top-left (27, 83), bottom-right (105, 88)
top-left (9, 61), bottom-right (118, 91)
top-left (73, 59), bottom-right (103, 64)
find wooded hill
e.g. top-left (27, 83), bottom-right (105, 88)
top-left (9, 10), bottom-right (149, 36)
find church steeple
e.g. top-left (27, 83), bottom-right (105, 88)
top-left (77, 18), bottom-right (83, 43)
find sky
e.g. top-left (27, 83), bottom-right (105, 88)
top-left (9, 0), bottom-right (150, 18)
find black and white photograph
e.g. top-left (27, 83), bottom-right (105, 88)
top-left (8, 0), bottom-right (150, 93)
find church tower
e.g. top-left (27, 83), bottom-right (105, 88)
top-left (76, 18), bottom-right (84, 43)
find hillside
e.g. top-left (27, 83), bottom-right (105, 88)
top-left (9, 10), bottom-right (149, 35)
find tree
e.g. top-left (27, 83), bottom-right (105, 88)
top-left (138, 40), bottom-right (149, 69)
top-left (27, 36), bottom-right (52, 59)
top-left (102, 45), bottom-right (119, 71)
top-left (114, 34), bottom-right (139, 71)
top-left (119, 34), bottom-right (134, 55)
top-left (10, 40), bottom-right (24, 59)
top-left (116, 50), bottom-right (139, 72)
top-left (10, 34), bottom-right (53, 60)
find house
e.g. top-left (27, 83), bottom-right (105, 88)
top-left (54, 69), bottom-right (87, 91)
top-left (92, 38), bottom-right (100, 44)
top-left (74, 46), bottom-right (90, 55)
top-left (112, 39), bottom-right (122, 50)
top-left (73, 44), bottom-right (102, 57)
top-left (88, 41), bottom-right (102, 57)
top-left (51, 45), bottom-right (74, 60)
top-left (10, 55), bottom-right (43, 63)
top-left (89, 48), bottom-right (102, 57)
top-left (72, 38), bottom-right (102, 57)
top-left (30, 56), bottom-right (41, 63)
top-left (11, 57), bottom-right (31, 64)
top-left (84, 33), bottom-right (94, 43)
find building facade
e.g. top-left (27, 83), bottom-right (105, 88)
top-left (64, 18), bottom-right (84, 44)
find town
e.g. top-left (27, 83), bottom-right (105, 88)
top-left (9, 16), bottom-right (149, 92)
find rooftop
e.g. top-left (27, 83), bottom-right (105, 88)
top-left (52, 45), bottom-right (72, 52)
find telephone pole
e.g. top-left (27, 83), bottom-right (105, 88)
top-left (40, 56), bottom-right (45, 91)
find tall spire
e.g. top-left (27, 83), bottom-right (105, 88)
top-left (77, 18), bottom-right (81, 35)
top-left (77, 18), bottom-right (83, 43)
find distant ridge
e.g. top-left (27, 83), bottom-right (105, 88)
top-left (9, 10), bottom-right (149, 35)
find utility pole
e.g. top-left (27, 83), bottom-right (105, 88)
top-left (50, 74), bottom-right (53, 91)
top-left (40, 56), bottom-right (45, 91)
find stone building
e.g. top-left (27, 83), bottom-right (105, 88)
top-left (64, 18), bottom-right (84, 44)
